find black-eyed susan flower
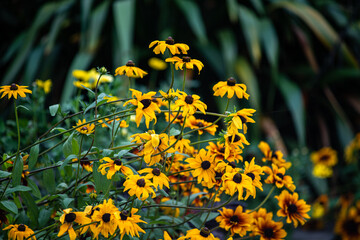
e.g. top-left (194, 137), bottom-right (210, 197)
top-left (159, 88), bottom-right (179, 102)
top-left (123, 174), bottom-right (156, 201)
top-left (151, 97), bottom-right (167, 108)
top-left (35, 79), bottom-right (52, 94)
top-left (73, 68), bottom-right (113, 89)
top-left (178, 227), bottom-right (217, 240)
top-left (73, 119), bottom-right (95, 135)
top-left (149, 36), bottom-right (189, 55)
top-left (72, 157), bottom-right (93, 172)
top-left (244, 157), bottom-right (264, 198)
top-left (221, 172), bottom-right (254, 200)
top-left (275, 190), bottom-right (311, 227)
top-left (169, 135), bottom-right (195, 155)
top-left (311, 147), bottom-right (338, 167)
top-left (216, 205), bottom-right (253, 236)
top-left (3, 224), bottom-right (36, 240)
top-left (215, 160), bottom-right (240, 174)
top-left (138, 167), bottom-right (170, 190)
top-left (263, 164), bottom-right (296, 192)
top-left (164, 112), bottom-right (186, 125)
top-left (186, 149), bottom-right (216, 188)
top-left (90, 199), bottom-right (120, 239)
top-left (227, 108), bottom-right (256, 135)
top-left (98, 118), bottom-right (128, 128)
top-left (165, 56), bottom-right (204, 73)
top-left (117, 208), bottom-right (146, 240)
top-left (186, 115), bottom-right (218, 135)
top-left (258, 141), bottom-right (291, 169)
top-left (251, 208), bottom-right (274, 227)
top-left (254, 217), bottom-right (287, 240)
top-left (335, 206), bottom-right (360, 240)
top-left (115, 60), bottom-right (148, 78)
top-left (58, 208), bottom-right (91, 240)
top-left (312, 164), bottom-right (333, 178)
top-left (174, 91), bottom-right (207, 116)
top-left (0, 84), bottom-right (32, 99)
top-left (224, 133), bottom-right (250, 159)
top-left (148, 57), bottom-right (167, 70)
top-left (123, 89), bottom-right (161, 128)
top-left (206, 142), bottom-right (243, 163)
top-left (213, 77), bottom-right (249, 99)
top-left (98, 157), bottom-right (133, 179)
top-left (312, 195), bottom-right (328, 219)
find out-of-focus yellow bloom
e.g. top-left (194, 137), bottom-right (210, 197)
top-left (311, 147), bottom-right (337, 167)
top-left (345, 133), bottom-right (360, 164)
top-left (73, 68), bottom-right (113, 89)
top-left (35, 79), bottom-right (52, 94)
top-left (115, 60), bottom-right (148, 78)
top-left (312, 164), bottom-right (333, 178)
top-left (148, 57), bottom-right (167, 70)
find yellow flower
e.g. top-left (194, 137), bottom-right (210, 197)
top-left (186, 115), bottom-right (218, 135)
top-left (335, 206), bottom-right (360, 240)
top-left (310, 147), bottom-right (337, 167)
top-left (123, 89), bottom-right (161, 128)
top-left (117, 208), bottom-right (146, 240)
top-left (224, 133), bottom-right (250, 159)
top-left (174, 91), bottom-right (207, 116)
top-left (149, 36), bottom-right (189, 55)
top-left (35, 79), bottom-right (52, 94)
top-left (169, 135), bottom-right (194, 154)
top-left (312, 164), bottom-right (333, 178)
top-left (213, 77), bottom-right (249, 99)
top-left (206, 141), bottom-right (243, 163)
top-left (123, 174), bottom-right (156, 201)
top-left (186, 149), bottom-right (216, 188)
top-left (73, 119), bottom-right (95, 135)
top-left (254, 217), bottom-right (287, 240)
top-left (73, 68), bottom-right (113, 89)
top-left (159, 231), bottom-right (172, 240)
top-left (227, 108), bottom-right (256, 135)
top-left (3, 224), bottom-right (36, 240)
top-left (221, 172), bottom-right (254, 200)
top-left (98, 118), bottom-right (128, 128)
top-left (275, 190), bottom-right (311, 227)
top-left (148, 57), bottom-right (167, 70)
top-left (159, 88), bottom-right (179, 102)
top-left (258, 141), bottom-right (291, 169)
top-left (98, 157), bottom-right (133, 179)
top-left (178, 227), bottom-right (218, 240)
top-left (115, 60), bottom-right (148, 78)
top-left (72, 157), bottom-right (93, 172)
top-left (244, 157), bottom-right (264, 198)
top-left (90, 199), bottom-right (120, 239)
top-left (216, 205), bottom-right (253, 236)
top-left (58, 208), bottom-right (91, 240)
top-left (263, 164), bottom-right (296, 192)
top-left (138, 167), bottom-right (170, 190)
top-left (0, 84), bottom-right (32, 99)
top-left (103, 95), bottom-right (121, 104)
top-left (165, 56), bottom-right (204, 73)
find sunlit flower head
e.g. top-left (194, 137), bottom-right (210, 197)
top-left (221, 172), bottom-right (254, 200)
top-left (312, 164), bottom-right (333, 178)
top-left (178, 227), bottom-right (217, 240)
top-left (0, 84), bottom-right (32, 100)
top-left (174, 91), bottom-right (207, 116)
top-left (213, 77), bottom-right (249, 99)
top-left (169, 135), bottom-right (194, 154)
top-left (224, 133), bottom-right (250, 159)
top-left (98, 157), bottom-right (133, 179)
top-left (149, 36), bottom-right (189, 55)
top-left (138, 167), bottom-right (170, 190)
top-left (206, 141), bottom-right (243, 163)
top-left (258, 141), bottom-right (291, 169)
top-left (186, 149), bottom-right (216, 188)
top-left (90, 199), bottom-right (119, 239)
top-left (115, 60), bottom-right (148, 78)
top-left (3, 224), bottom-right (36, 240)
top-left (311, 147), bottom-right (337, 167)
top-left (227, 108), bottom-right (256, 135)
top-left (117, 208), bottom-right (146, 240)
top-left (159, 88), bottom-right (179, 102)
top-left (244, 157), bottom-right (264, 198)
top-left (216, 205), bottom-right (253, 236)
top-left (186, 115), bottom-right (218, 135)
top-left (148, 57), bottom-right (167, 70)
top-left (123, 174), bottom-right (156, 201)
top-left (275, 190), bottom-right (311, 227)
top-left (73, 68), bottom-right (113, 89)
top-left (151, 97), bottom-right (167, 108)
top-left (165, 56), bottom-right (204, 73)
top-left (35, 79), bottom-right (52, 94)
top-left (58, 208), bottom-right (91, 240)
top-left (73, 119), bottom-right (95, 135)
top-left (254, 217), bottom-right (287, 240)
top-left (263, 164), bottom-right (296, 192)
top-left (164, 112), bottom-right (186, 125)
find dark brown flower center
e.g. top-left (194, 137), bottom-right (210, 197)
top-left (114, 159), bottom-right (122, 166)
top-left (126, 60), bottom-right (135, 66)
top-left (288, 204), bottom-right (298, 214)
top-left (215, 171), bottom-right (223, 179)
top-left (17, 224), bottom-right (26, 231)
top-left (10, 83), bottom-right (18, 90)
top-left (185, 95), bottom-right (194, 104)
top-left (230, 215), bottom-right (239, 223)
top-left (246, 172), bottom-right (255, 181)
top-left (319, 154), bottom-right (330, 162)
top-left (200, 227), bottom-right (210, 237)
top-left (228, 162), bottom-right (236, 168)
top-left (276, 173), bottom-right (284, 179)
top-left (174, 135), bottom-right (182, 140)
top-left (140, 99), bottom-right (152, 109)
top-left (102, 213), bottom-right (111, 223)
top-left (137, 178), bottom-right (146, 187)
top-left (273, 153), bottom-right (278, 159)
top-left (65, 212), bottom-right (76, 223)
top-left (201, 161), bottom-right (211, 170)
top-left (343, 219), bottom-right (359, 235)
top-left (120, 211), bottom-right (128, 220)
top-left (151, 98), bottom-right (158, 103)
top-left (264, 227), bottom-right (274, 238)
top-left (240, 116), bottom-right (247, 123)
top-left (182, 56), bottom-right (191, 62)
top-left (152, 168), bottom-right (161, 176)
top-left (81, 126), bottom-right (88, 131)
top-left (219, 147), bottom-right (225, 153)
top-left (177, 114), bottom-right (183, 120)
top-left (197, 122), bottom-right (204, 128)
top-left (233, 173), bottom-right (242, 183)
top-left (227, 77), bottom-right (236, 86)
top-left (228, 134), bottom-right (240, 143)
top-left (165, 36), bottom-right (175, 45)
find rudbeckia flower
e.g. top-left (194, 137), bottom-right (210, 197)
top-left (312, 164), bottom-right (333, 178)
top-left (0, 83), bottom-right (32, 99)
top-left (165, 56), bottom-right (204, 73)
top-left (169, 135), bottom-right (194, 154)
top-left (216, 205), bottom-right (253, 236)
top-left (244, 158), bottom-right (264, 198)
top-left (186, 115), bottom-right (218, 135)
top-left (178, 227), bottom-right (217, 240)
top-left (98, 157), bottom-right (133, 179)
top-left (263, 164), bottom-right (296, 192)
top-left (206, 142), bottom-right (243, 163)
top-left (35, 79), bottom-right (52, 94)
top-left (275, 190), bottom-right (311, 227)
top-left (258, 141), bottom-right (291, 169)
top-left (149, 36), bottom-right (189, 55)
top-left (58, 208), bottom-right (91, 240)
top-left (227, 108), bottom-right (256, 135)
top-left (254, 217), bottom-right (287, 240)
top-left (213, 77), bottom-right (249, 99)
top-left (72, 157), bottom-right (93, 172)
top-left (138, 167), bottom-right (170, 190)
top-left (115, 60), bottom-right (148, 78)
top-left (73, 68), bottom-right (113, 89)
top-left (123, 174), bottom-right (156, 201)
top-left (310, 147), bottom-right (337, 167)
top-left (98, 118), bottom-right (128, 128)
top-left (174, 91), bottom-right (207, 116)
top-left (148, 57), bottom-right (167, 70)
top-left (164, 112), bottom-right (186, 125)
top-left (335, 206), bottom-right (360, 240)
top-left (123, 89), bottom-right (161, 128)
top-left (186, 149), bottom-right (216, 188)
top-left (224, 133), bottom-right (250, 159)
top-left (117, 208), bottom-right (146, 240)
top-left (3, 224), bottom-right (36, 240)
top-left (90, 199), bottom-right (120, 239)
top-left (73, 119), bottom-right (95, 135)
top-left (221, 172), bottom-right (254, 200)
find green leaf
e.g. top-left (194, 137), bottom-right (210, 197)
top-left (336, 116), bottom-right (353, 148)
top-left (21, 192), bottom-right (39, 227)
top-left (219, 30), bottom-right (237, 75)
top-left (60, 154), bottom-right (77, 171)
top-left (238, 5), bottom-right (261, 66)
top-left (63, 198), bottom-right (74, 208)
top-left (260, 19), bottom-right (279, 67)
top-left (88, 1), bottom-right (110, 50)
top-left (49, 104), bottom-right (60, 117)
top-left (0, 170), bottom-right (11, 178)
top-left (5, 185), bottom-right (32, 195)
top-left (16, 105), bottom-right (30, 112)
top-left (27, 178), bottom-right (42, 199)
top-left (250, 0), bottom-right (265, 15)
top-left (43, 168), bottom-right (56, 193)
top-left (93, 162), bottom-right (112, 195)
top-left (62, 132), bottom-right (76, 157)
top-left (0, 200), bottom-right (18, 214)
top-left (277, 75), bottom-right (306, 146)
top-left (12, 157), bottom-right (23, 186)
top-left (28, 144), bottom-right (39, 170)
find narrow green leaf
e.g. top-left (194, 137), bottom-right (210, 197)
top-left (0, 200), bottom-right (18, 214)
top-left (88, 1), bottom-right (110, 50)
top-left (43, 169), bottom-right (56, 193)
top-left (49, 104), bottom-right (60, 117)
top-left (23, 46), bottom-right (44, 86)
top-left (16, 105), bottom-right (30, 112)
top-left (250, 0), bottom-right (265, 15)
top-left (0, 170), bottom-right (11, 178)
top-left (5, 185), bottom-right (31, 195)
top-left (336, 117), bottom-right (353, 148)
top-left (63, 132), bottom-right (75, 157)
top-left (260, 19), bottom-right (279, 67)
top-left (28, 144), bottom-right (39, 170)
top-left (60, 154), bottom-right (77, 171)
top-left (93, 162), bottom-right (112, 194)
top-left (12, 157), bottom-right (23, 187)
top-left (218, 30), bottom-right (237, 75)
top-left (63, 198), bottom-right (74, 208)
top-left (21, 192), bottom-right (39, 227)
top-left (27, 178), bottom-right (42, 199)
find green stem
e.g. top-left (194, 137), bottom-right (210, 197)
top-left (14, 100), bottom-right (21, 165)
top-left (249, 186), bottom-right (276, 213)
top-left (74, 135), bottom-right (84, 197)
top-left (169, 61), bottom-right (175, 91)
top-left (190, 138), bottom-right (219, 146)
top-left (182, 68), bottom-right (187, 91)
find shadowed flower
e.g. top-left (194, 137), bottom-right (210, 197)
top-left (0, 84), bottom-right (32, 99)
top-left (117, 208), bottom-right (146, 240)
top-left (149, 37), bottom-right (189, 55)
top-left (206, 141), bottom-right (243, 163)
top-left (166, 56), bottom-right (204, 73)
top-left (138, 167), bottom-right (170, 190)
top-left (178, 227), bottom-right (218, 240)
top-left (311, 147), bottom-right (337, 167)
top-left (254, 217), bottom-right (287, 240)
top-left (258, 141), bottom-right (291, 169)
top-left (175, 91), bottom-right (207, 116)
top-left (123, 174), bottom-right (156, 200)
top-left (221, 172), bottom-right (254, 200)
top-left (263, 164), bottom-right (296, 192)
top-left (224, 133), bottom-right (250, 159)
top-left (335, 206), bottom-right (360, 240)
top-left (213, 77), bottom-right (249, 99)
top-left (98, 118), bottom-right (128, 128)
top-left (73, 119), bottom-right (95, 135)
top-left (216, 205), bottom-right (253, 236)
top-left (227, 108), bottom-right (256, 135)
top-left (73, 68), bottom-right (113, 89)
top-left (115, 60), bottom-right (148, 78)
top-left (186, 115), bottom-right (218, 135)
top-left (98, 157), bottom-right (133, 179)
top-left (58, 208), bottom-right (91, 240)
top-left (3, 224), bottom-right (36, 240)
top-left (244, 157), bottom-right (264, 198)
top-left (312, 164), bottom-right (333, 178)
top-left (35, 79), bottom-right (52, 94)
